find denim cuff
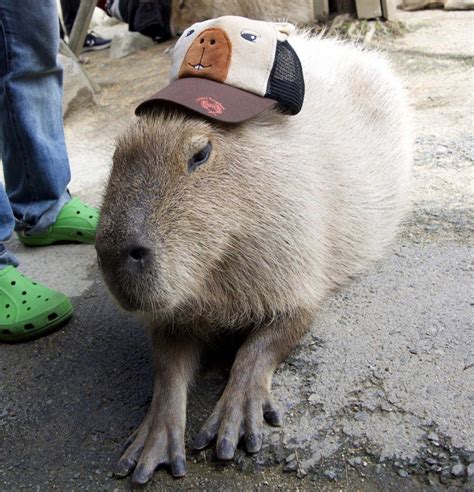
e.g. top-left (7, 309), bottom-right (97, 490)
top-left (16, 190), bottom-right (71, 236)
top-left (0, 244), bottom-right (19, 269)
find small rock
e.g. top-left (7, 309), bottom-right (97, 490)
top-left (355, 411), bottom-right (369, 422)
top-left (308, 393), bottom-right (319, 403)
top-left (398, 469), bottom-right (409, 478)
top-left (110, 32), bottom-right (154, 59)
top-left (427, 432), bottom-right (439, 442)
top-left (73, 473), bottom-right (80, 479)
top-left (296, 467), bottom-right (307, 479)
top-left (467, 463), bottom-right (474, 477)
top-left (285, 453), bottom-right (296, 463)
top-left (348, 457), bottom-right (362, 467)
top-left (464, 355), bottom-right (474, 370)
top-left (387, 395), bottom-right (399, 405)
top-left (284, 460), bottom-right (298, 472)
top-left (106, 472), bottom-right (113, 478)
top-left (0, 409), bottom-right (8, 418)
top-left (440, 469), bottom-right (451, 485)
top-left (323, 469), bottom-right (337, 480)
top-left (451, 463), bottom-right (465, 477)
top-left (408, 347), bottom-right (418, 355)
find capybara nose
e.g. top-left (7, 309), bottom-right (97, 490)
top-left (123, 245), bottom-right (152, 270)
top-left (96, 241), bottom-right (152, 274)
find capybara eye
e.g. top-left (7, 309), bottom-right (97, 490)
top-left (185, 29), bottom-right (194, 37)
top-left (179, 0), bottom-right (186, 10)
top-left (240, 30), bottom-right (260, 43)
top-left (188, 142), bottom-right (212, 173)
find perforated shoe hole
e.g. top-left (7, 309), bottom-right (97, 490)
top-left (24, 323), bottom-right (35, 330)
top-left (48, 313), bottom-right (58, 321)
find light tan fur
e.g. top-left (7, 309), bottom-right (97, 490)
top-left (99, 33), bottom-right (411, 330)
top-left (96, 30), bottom-right (412, 483)
top-left (170, 0), bottom-right (314, 35)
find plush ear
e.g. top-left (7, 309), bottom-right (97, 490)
top-left (273, 22), bottom-right (296, 41)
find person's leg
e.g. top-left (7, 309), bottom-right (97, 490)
top-left (60, 0), bottom-right (81, 36)
top-left (0, 176), bottom-right (73, 342)
top-left (0, 182), bottom-right (18, 268)
top-left (0, 0), bottom-right (71, 236)
top-left (0, 0), bottom-right (99, 342)
top-left (60, 0), bottom-right (112, 53)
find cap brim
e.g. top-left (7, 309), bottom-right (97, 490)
top-left (135, 77), bottom-right (276, 123)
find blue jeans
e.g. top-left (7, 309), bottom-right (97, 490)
top-left (0, 0), bottom-right (71, 269)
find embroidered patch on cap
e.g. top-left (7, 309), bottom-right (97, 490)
top-left (196, 96), bottom-right (225, 116)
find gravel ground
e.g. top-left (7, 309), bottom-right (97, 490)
top-left (1, 10), bottom-right (473, 491)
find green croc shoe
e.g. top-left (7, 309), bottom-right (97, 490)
top-left (0, 266), bottom-right (73, 343)
top-left (17, 197), bottom-right (99, 246)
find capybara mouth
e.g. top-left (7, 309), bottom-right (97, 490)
top-left (108, 285), bottom-right (140, 312)
top-left (100, 272), bottom-right (149, 312)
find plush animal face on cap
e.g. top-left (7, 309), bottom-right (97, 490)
top-left (171, 16), bottom-right (295, 97)
top-left (178, 28), bottom-right (232, 82)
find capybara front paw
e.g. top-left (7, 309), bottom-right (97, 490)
top-left (194, 385), bottom-right (282, 460)
top-left (115, 416), bottom-right (186, 484)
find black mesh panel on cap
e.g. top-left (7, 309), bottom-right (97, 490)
top-left (265, 40), bottom-right (305, 115)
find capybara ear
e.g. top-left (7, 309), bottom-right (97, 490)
top-left (273, 22), bottom-right (296, 41)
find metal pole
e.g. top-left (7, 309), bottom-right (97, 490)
top-left (68, 0), bottom-right (98, 57)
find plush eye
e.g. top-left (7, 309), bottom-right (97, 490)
top-left (240, 30), bottom-right (260, 43)
top-left (185, 29), bottom-right (194, 37)
top-left (188, 142), bottom-right (212, 173)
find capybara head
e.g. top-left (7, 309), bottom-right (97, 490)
top-left (96, 111), bottom-right (257, 315)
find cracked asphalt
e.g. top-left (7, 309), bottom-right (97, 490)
top-left (1, 10), bottom-right (473, 491)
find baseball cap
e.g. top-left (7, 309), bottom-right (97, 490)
top-left (135, 15), bottom-right (305, 123)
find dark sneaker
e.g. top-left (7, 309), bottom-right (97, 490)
top-left (82, 32), bottom-right (112, 52)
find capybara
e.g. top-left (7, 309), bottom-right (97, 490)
top-left (96, 16), bottom-right (411, 485)
top-left (170, 0), bottom-right (314, 35)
